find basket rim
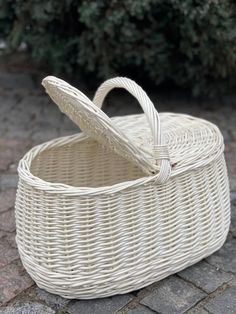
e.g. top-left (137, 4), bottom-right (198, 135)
top-left (17, 113), bottom-right (224, 196)
top-left (18, 132), bottom-right (160, 196)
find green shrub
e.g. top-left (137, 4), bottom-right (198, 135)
top-left (0, 0), bottom-right (236, 95)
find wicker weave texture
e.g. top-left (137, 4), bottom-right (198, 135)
top-left (15, 77), bottom-right (230, 299)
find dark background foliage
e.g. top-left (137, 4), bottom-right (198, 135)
top-left (0, 0), bottom-right (236, 96)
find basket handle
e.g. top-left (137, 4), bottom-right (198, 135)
top-left (93, 77), bottom-right (171, 183)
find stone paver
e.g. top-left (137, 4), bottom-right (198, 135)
top-left (0, 174), bottom-right (18, 190)
top-left (36, 287), bottom-right (69, 310)
top-left (0, 237), bottom-right (19, 268)
top-left (207, 235), bottom-right (236, 273)
top-left (0, 139), bottom-right (31, 172)
top-left (0, 69), bottom-right (236, 313)
top-left (230, 197), bottom-right (236, 237)
top-left (0, 260), bottom-right (34, 305)
top-left (0, 231), bottom-right (6, 239)
top-left (204, 285), bottom-right (236, 314)
top-left (226, 142), bottom-right (236, 193)
top-left (0, 72), bottom-right (35, 90)
top-left (126, 305), bottom-right (154, 313)
top-left (0, 188), bottom-right (16, 213)
top-left (67, 294), bottom-right (133, 314)
top-left (6, 233), bottom-right (17, 249)
top-left (0, 302), bottom-right (55, 314)
top-left (178, 261), bottom-right (233, 293)
top-left (225, 143), bottom-right (236, 180)
top-left (0, 210), bottom-right (16, 232)
top-left (187, 308), bottom-right (209, 314)
top-left (140, 276), bottom-right (206, 314)
top-left (230, 178), bottom-right (236, 192)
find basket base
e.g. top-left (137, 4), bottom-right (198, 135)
top-left (18, 230), bottom-right (229, 300)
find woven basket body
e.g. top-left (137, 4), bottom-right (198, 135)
top-left (15, 77), bottom-right (230, 299)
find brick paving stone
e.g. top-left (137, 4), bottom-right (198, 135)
top-left (178, 261), bottom-right (233, 293)
top-left (230, 191), bottom-right (236, 201)
top-left (14, 96), bottom-right (62, 137)
top-left (8, 163), bottom-right (18, 174)
top-left (0, 95), bottom-right (18, 127)
top-left (0, 231), bottom-right (6, 238)
top-left (126, 305), bottom-right (155, 314)
top-left (187, 308), bottom-right (209, 314)
top-left (225, 142), bottom-right (236, 179)
top-left (35, 287), bottom-right (69, 310)
top-left (0, 302), bottom-right (55, 314)
top-left (0, 188), bottom-right (16, 213)
top-left (60, 114), bottom-right (79, 132)
top-left (0, 174), bottom-right (18, 190)
top-left (232, 130), bottom-right (236, 141)
top-left (207, 235), bottom-right (236, 273)
top-left (0, 210), bottom-right (16, 232)
top-left (6, 233), bottom-right (17, 249)
top-left (0, 139), bottom-right (31, 172)
top-left (2, 129), bottom-right (31, 141)
top-left (140, 276), bottom-right (206, 314)
top-left (230, 198), bottom-right (236, 237)
top-left (0, 231), bottom-right (17, 247)
top-left (230, 178), bottom-right (236, 192)
top-left (31, 128), bottom-right (59, 142)
top-left (67, 294), bottom-right (133, 314)
top-left (58, 114), bottom-right (79, 137)
top-left (40, 97), bottom-right (64, 128)
top-left (204, 285), bottom-right (236, 314)
top-left (0, 72), bottom-right (35, 90)
top-left (0, 260), bottom-right (34, 305)
top-left (3, 97), bottom-right (42, 139)
top-left (58, 128), bottom-right (79, 137)
top-left (0, 237), bottom-right (19, 268)
top-left (225, 142), bottom-right (236, 192)
top-left (222, 129), bottom-right (232, 143)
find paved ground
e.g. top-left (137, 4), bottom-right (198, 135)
top-left (0, 70), bottom-right (235, 314)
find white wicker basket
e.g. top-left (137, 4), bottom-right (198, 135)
top-left (15, 76), bottom-right (230, 299)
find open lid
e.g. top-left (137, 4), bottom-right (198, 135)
top-left (42, 76), bottom-right (171, 184)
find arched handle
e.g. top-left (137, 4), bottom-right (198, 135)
top-left (93, 77), bottom-right (171, 183)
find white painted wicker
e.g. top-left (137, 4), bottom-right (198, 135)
top-left (15, 76), bottom-right (230, 299)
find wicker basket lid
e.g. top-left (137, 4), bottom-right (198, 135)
top-left (42, 76), bottom-right (173, 182)
top-left (111, 113), bottom-right (224, 179)
top-left (42, 76), bottom-right (224, 182)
